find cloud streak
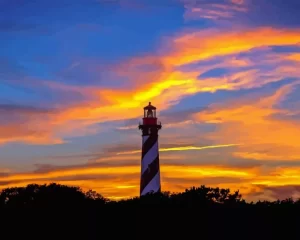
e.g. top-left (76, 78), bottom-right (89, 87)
top-left (2, 161), bottom-right (300, 201)
top-left (115, 143), bottom-right (242, 155)
top-left (0, 163), bottom-right (256, 199)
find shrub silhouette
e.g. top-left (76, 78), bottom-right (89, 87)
top-left (1, 183), bottom-right (300, 239)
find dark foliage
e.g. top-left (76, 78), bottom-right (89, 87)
top-left (1, 183), bottom-right (300, 239)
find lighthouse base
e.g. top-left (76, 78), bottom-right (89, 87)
top-left (140, 172), bottom-right (161, 196)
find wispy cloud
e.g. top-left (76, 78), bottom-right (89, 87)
top-left (183, 0), bottom-right (300, 27)
top-left (195, 81), bottom-right (300, 161)
top-left (2, 26), bottom-right (300, 146)
top-left (183, 0), bottom-right (248, 21)
top-left (51, 28), bottom-right (300, 124)
top-left (115, 143), bottom-right (242, 155)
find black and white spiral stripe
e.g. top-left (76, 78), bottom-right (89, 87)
top-left (140, 133), bottom-right (161, 196)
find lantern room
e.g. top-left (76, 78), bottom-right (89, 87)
top-left (143, 102), bottom-right (157, 125)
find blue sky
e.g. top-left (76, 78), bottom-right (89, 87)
top-left (1, 0), bottom-right (300, 201)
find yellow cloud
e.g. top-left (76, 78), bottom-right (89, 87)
top-left (2, 163), bottom-right (300, 201)
top-left (3, 27), bottom-right (300, 147)
top-left (0, 164), bottom-right (255, 200)
top-left (50, 28), bottom-right (300, 127)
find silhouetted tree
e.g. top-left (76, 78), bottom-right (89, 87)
top-left (85, 189), bottom-right (107, 201)
top-left (0, 183), bottom-right (86, 208)
top-left (1, 183), bottom-right (300, 239)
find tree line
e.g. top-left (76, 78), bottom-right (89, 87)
top-left (1, 183), bottom-right (300, 239)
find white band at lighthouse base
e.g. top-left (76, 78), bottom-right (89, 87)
top-left (141, 171), bottom-right (160, 196)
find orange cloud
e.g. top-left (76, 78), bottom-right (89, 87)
top-left (165, 28), bottom-right (300, 66)
top-left (285, 53), bottom-right (300, 62)
top-left (0, 164), bottom-right (257, 200)
top-left (61, 28), bottom-right (300, 115)
top-left (195, 81), bottom-right (300, 161)
top-left (2, 162), bottom-right (300, 201)
top-left (3, 27), bottom-right (300, 145)
top-left (51, 27), bottom-right (300, 127)
top-left (0, 123), bottom-right (64, 145)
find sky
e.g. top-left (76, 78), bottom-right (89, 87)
top-left (1, 0), bottom-right (300, 201)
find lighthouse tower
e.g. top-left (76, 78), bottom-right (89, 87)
top-left (138, 102), bottom-right (162, 196)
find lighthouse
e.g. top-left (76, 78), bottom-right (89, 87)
top-left (138, 102), bottom-right (162, 196)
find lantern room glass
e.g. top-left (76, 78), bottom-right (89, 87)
top-left (144, 109), bottom-right (156, 118)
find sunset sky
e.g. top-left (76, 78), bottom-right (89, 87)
top-left (1, 0), bottom-right (300, 201)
